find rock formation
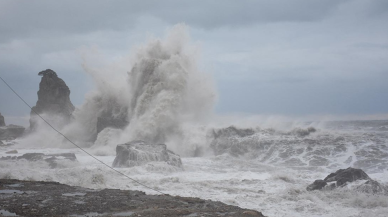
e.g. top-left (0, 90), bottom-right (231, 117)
top-left (0, 124), bottom-right (25, 140)
top-left (96, 108), bottom-right (128, 135)
top-left (0, 113), bottom-right (25, 140)
top-left (0, 112), bottom-right (5, 126)
top-left (307, 167), bottom-right (388, 194)
top-left (29, 69), bottom-right (75, 130)
top-left (112, 140), bottom-right (182, 168)
top-left (0, 179), bottom-right (266, 217)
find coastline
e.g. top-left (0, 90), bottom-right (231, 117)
top-left (0, 179), bottom-right (265, 217)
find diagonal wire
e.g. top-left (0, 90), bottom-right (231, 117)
top-left (0, 76), bottom-right (166, 195)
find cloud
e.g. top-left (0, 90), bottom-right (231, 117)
top-left (0, 0), bottom-right (348, 42)
top-left (0, 0), bottom-right (387, 119)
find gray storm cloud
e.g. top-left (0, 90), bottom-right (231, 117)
top-left (0, 0), bottom-right (387, 122)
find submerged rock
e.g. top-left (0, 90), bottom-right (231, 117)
top-left (0, 124), bottom-right (25, 140)
top-left (0, 112), bottom-right (5, 126)
top-left (307, 167), bottom-right (388, 194)
top-left (112, 140), bottom-right (182, 168)
top-left (213, 126), bottom-right (256, 139)
top-left (0, 153), bottom-right (77, 168)
top-left (30, 69), bottom-right (75, 130)
top-left (355, 179), bottom-right (388, 194)
top-left (291, 127), bottom-right (316, 137)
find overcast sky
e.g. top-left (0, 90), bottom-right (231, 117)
top-left (1, 0), bottom-right (388, 125)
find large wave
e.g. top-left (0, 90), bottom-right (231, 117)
top-left (62, 24), bottom-right (217, 156)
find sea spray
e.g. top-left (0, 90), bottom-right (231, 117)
top-left (67, 24), bottom-right (216, 156)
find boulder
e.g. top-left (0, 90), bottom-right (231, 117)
top-left (0, 112), bottom-right (5, 126)
top-left (0, 124), bottom-right (25, 140)
top-left (112, 140), bottom-right (182, 168)
top-left (306, 179), bottom-right (327, 191)
top-left (0, 153), bottom-right (77, 168)
top-left (30, 69), bottom-right (75, 130)
top-left (307, 167), bottom-right (387, 194)
top-left (324, 167), bottom-right (370, 186)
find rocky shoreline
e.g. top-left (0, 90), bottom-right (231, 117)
top-left (0, 179), bottom-right (265, 217)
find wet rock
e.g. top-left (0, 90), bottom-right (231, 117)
top-left (30, 69), bottom-right (75, 130)
top-left (307, 167), bottom-right (387, 194)
top-left (306, 180), bottom-right (327, 191)
top-left (96, 115), bottom-right (128, 135)
top-left (0, 179), bottom-right (266, 217)
top-left (5, 150), bottom-right (18, 154)
top-left (112, 140), bottom-right (182, 168)
top-left (0, 153), bottom-right (77, 168)
top-left (0, 124), bottom-right (25, 140)
top-left (324, 167), bottom-right (370, 186)
top-left (0, 112), bottom-right (5, 126)
top-left (91, 99), bottom-right (129, 141)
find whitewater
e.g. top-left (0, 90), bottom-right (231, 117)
top-left (1, 25), bottom-right (388, 217)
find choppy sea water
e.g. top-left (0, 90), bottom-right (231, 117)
top-left (1, 120), bottom-right (388, 217)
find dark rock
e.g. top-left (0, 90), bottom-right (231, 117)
top-left (30, 69), bottom-right (75, 130)
top-left (112, 140), bottom-right (182, 168)
top-left (0, 179), bottom-right (266, 217)
top-left (0, 124), bottom-right (25, 140)
top-left (0, 112), bottom-right (5, 126)
top-left (97, 115), bottom-right (128, 135)
top-left (0, 152), bottom-right (77, 168)
top-left (91, 99), bottom-right (128, 140)
top-left (306, 179), bottom-right (327, 191)
top-left (307, 167), bottom-right (387, 194)
top-left (19, 153), bottom-right (45, 161)
top-left (323, 167), bottom-right (370, 187)
top-left (5, 150), bottom-right (18, 154)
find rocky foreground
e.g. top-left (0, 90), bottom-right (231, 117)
top-left (0, 179), bottom-right (265, 217)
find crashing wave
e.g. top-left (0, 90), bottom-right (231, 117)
top-left (62, 24), bottom-right (216, 157)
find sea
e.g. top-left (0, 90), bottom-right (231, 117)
top-left (1, 25), bottom-right (387, 217)
top-left (1, 120), bottom-right (388, 217)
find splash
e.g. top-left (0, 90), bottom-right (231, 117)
top-left (68, 24), bottom-right (216, 155)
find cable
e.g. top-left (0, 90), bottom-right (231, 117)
top-left (0, 76), bottom-right (166, 195)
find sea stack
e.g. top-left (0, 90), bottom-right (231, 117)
top-left (29, 69), bottom-right (75, 130)
top-left (0, 114), bottom-right (25, 140)
top-left (0, 112), bottom-right (5, 127)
